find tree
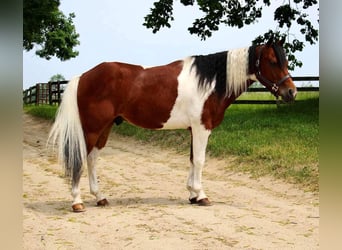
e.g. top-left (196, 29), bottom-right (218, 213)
top-left (143, 0), bottom-right (319, 70)
top-left (249, 81), bottom-right (263, 88)
top-left (49, 74), bottom-right (65, 82)
top-left (23, 0), bottom-right (80, 61)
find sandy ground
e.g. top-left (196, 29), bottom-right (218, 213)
top-left (23, 113), bottom-right (319, 249)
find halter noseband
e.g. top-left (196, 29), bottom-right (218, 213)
top-left (254, 46), bottom-right (291, 97)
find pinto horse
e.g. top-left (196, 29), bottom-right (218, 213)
top-left (48, 38), bottom-right (297, 212)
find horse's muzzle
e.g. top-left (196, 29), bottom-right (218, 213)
top-left (280, 87), bottom-right (297, 103)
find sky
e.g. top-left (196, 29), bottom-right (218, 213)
top-left (22, 0), bottom-right (319, 89)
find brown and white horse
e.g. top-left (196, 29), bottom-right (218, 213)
top-left (48, 38), bottom-right (297, 212)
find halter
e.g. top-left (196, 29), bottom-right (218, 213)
top-left (254, 46), bottom-right (291, 97)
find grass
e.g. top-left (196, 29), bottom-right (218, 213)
top-left (24, 92), bottom-right (319, 191)
top-left (214, 92), bottom-right (319, 191)
top-left (24, 104), bottom-right (57, 120)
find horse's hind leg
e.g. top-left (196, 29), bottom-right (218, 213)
top-left (86, 122), bottom-right (113, 207)
top-left (87, 148), bottom-right (109, 206)
top-left (71, 174), bottom-right (85, 212)
top-left (70, 153), bottom-right (86, 212)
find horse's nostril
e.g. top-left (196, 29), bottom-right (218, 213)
top-left (289, 89), bottom-right (293, 96)
top-left (288, 88), bottom-right (296, 98)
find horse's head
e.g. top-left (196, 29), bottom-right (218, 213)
top-left (253, 37), bottom-right (297, 103)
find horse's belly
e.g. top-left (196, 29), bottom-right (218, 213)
top-left (161, 112), bottom-right (190, 129)
top-left (161, 96), bottom-right (200, 130)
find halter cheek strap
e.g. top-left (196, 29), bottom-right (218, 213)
top-left (255, 47), bottom-right (291, 97)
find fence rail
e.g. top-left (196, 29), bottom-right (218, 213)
top-left (23, 81), bottom-right (69, 105)
top-left (23, 76), bottom-right (319, 106)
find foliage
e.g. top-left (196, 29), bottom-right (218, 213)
top-left (23, 0), bottom-right (80, 61)
top-left (249, 82), bottom-right (263, 88)
top-left (49, 74), bottom-right (66, 82)
top-left (24, 105), bottom-right (57, 120)
top-left (143, 0), bottom-right (319, 70)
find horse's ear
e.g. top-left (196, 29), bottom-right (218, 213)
top-left (278, 36), bottom-right (286, 46)
top-left (266, 35), bottom-right (273, 47)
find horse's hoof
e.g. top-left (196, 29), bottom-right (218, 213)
top-left (189, 197), bottom-right (198, 204)
top-left (72, 203), bottom-right (86, 212)
top-left (197, 198), bottom-right (212, 206)
top-left (97, 198), bottom-right (109, 207)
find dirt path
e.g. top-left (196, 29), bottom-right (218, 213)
top-left (23, 113), bottom-right (319, 249)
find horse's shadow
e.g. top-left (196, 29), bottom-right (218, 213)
top-left (24, 197), bottom-right (188, 215)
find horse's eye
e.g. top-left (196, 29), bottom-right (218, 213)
top-left (270, 61), bottom-right (277, 67)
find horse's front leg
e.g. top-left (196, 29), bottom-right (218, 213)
top-left (87, 148), bottom-right (109, 206)
top-left (187, 125), bottom-right (212, 206)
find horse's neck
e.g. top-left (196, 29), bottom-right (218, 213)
top-left (220, 79), bottom-right (255, 109)
top-left (227, 79), bottom-right (254, 99)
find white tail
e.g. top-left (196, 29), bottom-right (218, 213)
top-left (47, 76), bottom-right (87, 181)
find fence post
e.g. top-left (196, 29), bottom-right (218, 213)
top-left (28, 88), bottom-right (30, 104)
top-left (23, 90), bottom-right (26, 105)
top-left (35, 83), bottom-right (39, 105)
top-left (31, 86), bottom-right (35, 105)
top-left (57, 81), bottom-right (61, 105)
top-left (48, 82), bottom-right (52, 105)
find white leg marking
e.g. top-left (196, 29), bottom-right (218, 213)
top-left (187, 125), bottom-right (211, 201)
top-left (187, 163), bottom-right (198, 200)
top-left (87, 148), bottom-right (106, 202)
top-left (71, 182), bottom-right (83, 205)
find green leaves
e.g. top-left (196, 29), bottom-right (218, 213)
top-left (23, 0), bottom-right (80, 61)
top-left (143, 0), bottom-right (318, 70)
top-left (49, 74), bottom-right (65, 82)
top-left (297, 14), bottom-right (319, 45)
top-left (253, 30), bottom-right (305, 70)
top-left (274, 4), bottom-right (299, 28)
top-left (143, 0), bottom-right (174, 33)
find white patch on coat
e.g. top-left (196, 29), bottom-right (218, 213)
top-left (161, 57), bottom-right (215, 129)
top-left (162, 47), bottom-right (256, 129)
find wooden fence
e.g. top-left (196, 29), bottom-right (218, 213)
top-left (235, 76), bottom-right (319, 105)
top-left (23, 81), bottom-right (69, 105)
top-left (23, 76), bottom-right (319, 106)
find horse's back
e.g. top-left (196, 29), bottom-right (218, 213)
top-left (78, 61), bottom-right (182, 99)
top-left (77, 62), bottom-right (141, 112)
top-left (122, 60), bottom-right (185, 129)
top-left (78, 62), bottom-right (143, 95)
